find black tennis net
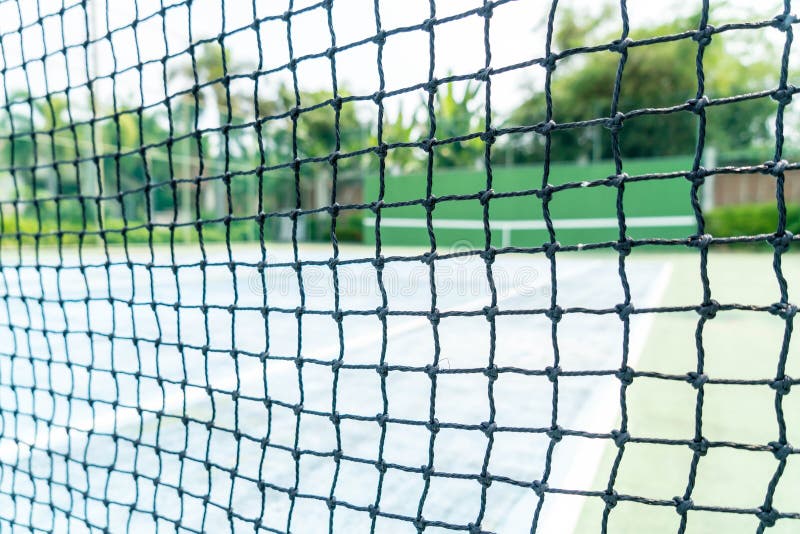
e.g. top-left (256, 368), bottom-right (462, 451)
top-left (0, 0), bottom-right (798, 532)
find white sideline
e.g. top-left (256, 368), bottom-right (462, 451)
top-left (528, 261), bottom-right (674, 534)
top-left (364, 216), bottom-right (695, 247)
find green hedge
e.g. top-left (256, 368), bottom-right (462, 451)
top-left (705, 203), bottom-right (800, 248)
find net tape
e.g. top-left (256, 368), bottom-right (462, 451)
top-left (0, 0), bottom-right (798, 532)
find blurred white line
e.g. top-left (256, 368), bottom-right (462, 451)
top-left (528, 261), bottom-right (674, 534)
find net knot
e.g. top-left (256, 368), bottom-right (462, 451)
top-left (331, 310), bottom-right (344, 323)
top-left (770, 375), bottom-right (793, 396)
top-left (372, 255), bottom-right (385, 268)
top-left (294, 306), bottom-right (304, 318)
top-left (692, 25), bottom-right (714, 46)
top-left (327, 151), bottom-right (340, 165)
top-left (376, 364), bottom-right (389, 377)
top-left (420, 138), bottom-right (437, 153)
top-left (542, 53), bottom-right (558, 72)
top-left (372, 31), bottom-right (387, 46)
top-left (531, 480), bottom-right (548, 496)
top-left (616, 366), bottom-right (635, 385)
top-left (368, 504), bottom-right (380, 518)
top-left (479, 188), bottom-right (494, 205)
top-left (611, 430), bottom-right (630, 447)
top-left (547, 425), bottom-right (563, 442)
top-left (697, 299), bottom-right (720, 319)
top-left (477, 473), bottom-right (492, 488)
top-left (414, 517), bottom-right (427, 530)
top-left (534, 120), bottom-right (556, 135)
top-left (330, 96), bottom-right (343, 110)
top-left (764, 159), bottom-right (789, 176)
top-left (603, 112), bottom-right (625, 132)
top-left (601, 490), bottom-right (619, 508)
top-left (331, 359), bottom-right (343, 373)
top-left (614, 239), bottom-right (633, 256)
top-left (477, 2), bottom-right (494, 18)
top-left (480, 128), bottom-right (496, 144)
top-left (615, 303), bottom-right (634, 321)
top-left (686, 372), bottom-right (709, 389)
top-left (536, 185), bottom-right (554, 202)
top-left (376, 306), bottom-right (388, 320)
top-left (480, 421), bottom-right (497, 437)
top-left (686, 167), bottom-right (708, 185)
top-left (769, 231), bottom-right (793, 253)
top-left (281, 10), bottom-right (292, 22)
top-left (476, 68), bottom-right (493, 82)
top-left (609, 37), bottom-right (633, 53)
top-left (421, 17), bottom-right (437, 32)
top-left (287, 487), bottom-right (298, 499)
top-left (606, 172), bottom-right (628, 188)
top-left (292, 403), bottom-right (303, 416)
top-left (422, 251), bottom-right (438, 264)
top-left (483, 305), bottom-right (499, 321)
top-left (289, 106), bottom-right (300, 120)
top-left (373, 143), bottom-right (388, 158)
top-left (484, 365), bottom-right (499, 379)
top-left (425, 364), bottom-right (439, 378)
top-left (757, 507), bottom-right (780, 528)
top-left (543, 241), bottom-right (560, 258)
top-left (289, 208), bottom-right (301, 221)
top-left (688, 233), bottom-right (713, 249)
top-left (544, 365), bottom-right (561, 382)
top-left (769, 441), bottom-right (793, 461)
top-left (772, 13), bottom-right (798, 32)
top-left (769, 301), bottom-right (797, 319)
top-left (375, 413), bottom-right (389, 427)
top-left (689, 437), bottom-right (710, 456)
top-left (546, 305), bottom-right (563, 323)
top-left (421, 463), bottom-right (435, 479)
top-left (687, 95), bottom-right (709, 114)
top-left (771, 86), bottom-right (795, 105)
top-left (325, 47), bottom-right (337, 60)
top-left (424, 78), bottom-right (439, 94)
top-left (372, 90), bottom-right (386, 105)
top-left (673, 497), bottom-right (693, 515)
top-left (468, 523), bottom-right (482, 534)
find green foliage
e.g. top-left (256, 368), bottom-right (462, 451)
top-left (502, 3), bottom-right (777, 163)
top-left (430, 80), bottom-right (484, 168)
top-left (705, 203), bottom-right (800, 246)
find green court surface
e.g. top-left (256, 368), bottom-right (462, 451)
top-left (575, 251), bottom-right (800, 533)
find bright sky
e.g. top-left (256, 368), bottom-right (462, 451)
top-left (0, 0), bottom-right (791, 124)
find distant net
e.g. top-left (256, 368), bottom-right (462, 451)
top-left (0, 0), bottom-right (798, 533)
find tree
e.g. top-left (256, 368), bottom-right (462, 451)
top-left (502, 4), bottom-right (776, 163)
top-left (429, 80), bottom-right (484, 168)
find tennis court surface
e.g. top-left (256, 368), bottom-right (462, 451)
top-left (0, 0), bottom-right (798, 532)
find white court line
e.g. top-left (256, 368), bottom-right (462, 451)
top-left (364, 216), bottom-right (695, 247)
top-left (363, 216), bottom-right (695, 231)
top-left (528, 261), bottom-right (674, 534)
